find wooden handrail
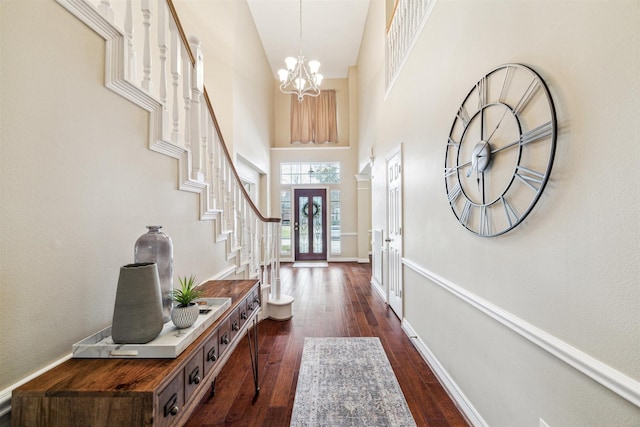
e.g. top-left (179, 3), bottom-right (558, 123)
top-left (386, 0), bottom-right (400, 34)
top-left (166, 0), bottom-right (280, 224)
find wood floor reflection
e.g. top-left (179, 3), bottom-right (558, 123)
top-left (185, 262), bottom-right (468, 427)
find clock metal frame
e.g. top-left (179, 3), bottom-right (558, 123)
top-left (444, 63), bottom-right (557, 237)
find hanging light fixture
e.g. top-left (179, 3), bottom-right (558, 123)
top-left (278, 0), bottom-right (323, 103)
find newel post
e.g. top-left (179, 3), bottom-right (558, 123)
top-left (266, 220), bottom-right (294, 320)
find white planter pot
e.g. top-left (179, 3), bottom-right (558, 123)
top-left (171, 303), bottom-right (199, 328)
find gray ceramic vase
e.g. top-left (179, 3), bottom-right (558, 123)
top-left (111, 262), bottom-right (164, 344)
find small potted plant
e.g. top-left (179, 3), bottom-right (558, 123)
top-left (170, 275), bottom-right (203, 328)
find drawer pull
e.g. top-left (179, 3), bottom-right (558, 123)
top-left (207, 347), bottom-right (217, 362)
top-left (163, 393), bottom-right (179, 417)
top-left (221, 333), bottom-right (229, 345)
top-left (241, 311), bottom-right (248, 320)
top-left (248, 302), bottom-right (254, 311)
top-left (232, 320), bottom-right (239, 331)
top-left (189, 366), bottom-right (201, 385)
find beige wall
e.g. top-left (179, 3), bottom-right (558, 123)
top-left (358, 0), bottom-right (640, 425)
top-left (274, 78), bottom-right (350, 147)
top-left (0, 0), bottom-right (273, 419)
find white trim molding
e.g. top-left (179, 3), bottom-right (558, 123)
top-left (402, 257), bottom-right (640, 409)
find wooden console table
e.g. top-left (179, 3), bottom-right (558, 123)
top-left (11, 279), bottom-right (260, 427)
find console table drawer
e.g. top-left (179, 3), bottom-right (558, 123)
top-left (239, 302), bottom-right (249, 329)
top-left (156, 374), bottom-right (183, 427)
top-left (184, 348), bottom-right (204, 403)
top-left (218, 317), bottom-right (232, 357)
top-left (203, 328), bottom-right (219, 376)
top-left (247, 287), bottom-right (260, 313)
top-left (229, 307), bottom-right (241, 342)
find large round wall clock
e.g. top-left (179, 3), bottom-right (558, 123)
top-left (444, 63), bottom-right (557, 237)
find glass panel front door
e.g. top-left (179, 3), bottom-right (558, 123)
top-left (294, 189), bottom-right (327, 261)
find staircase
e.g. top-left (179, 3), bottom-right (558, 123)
top-left (56, 0), bottom-right (292, 319)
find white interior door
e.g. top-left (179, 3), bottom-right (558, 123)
top-left (386, 147), bottom-right (403, 319)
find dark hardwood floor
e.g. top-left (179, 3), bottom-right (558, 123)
top-left (185, 262), bottom-right (468, 426)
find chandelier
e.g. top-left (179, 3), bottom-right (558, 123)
top-left (277, 0), bottom-right (323, 102)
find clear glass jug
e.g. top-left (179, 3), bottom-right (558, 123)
top-left (134, 226), bottom-right (173, 322)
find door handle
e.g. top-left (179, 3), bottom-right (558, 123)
top-left (385, 238), bottom-right (392, 242)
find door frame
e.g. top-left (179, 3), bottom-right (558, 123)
top-left (293, 188), bottom-right (328, 261)
top-left (385, 145), bottom-right (403, 319)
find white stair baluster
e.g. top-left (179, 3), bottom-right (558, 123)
top-left (207, 119), bottom-right (214, 186)
top-left (98, 0), bottom-right (113, 22)
top-left (182, 44), bottom-right (191, 148)
top-left (189, 36), bottom-right (204, 182)
top-left (125, 0), bottom-right (136, 82)
top-left (214, 139), bottom-right (222, 209)
top-left (200, 94), bottom-right (208, 182)
top-left (169, 16), bottom-right (181, 144)
top-left (158, 0), bottom-right (168, 138)
top-left (141, 0), bottom-right (152, 92)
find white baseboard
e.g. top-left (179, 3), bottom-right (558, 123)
top-left (0, 353), bottom-right (73, 418)
top-left (402, 319), bottom-right (487, 426)
top-left (370, 279), bottom-right (386, 303)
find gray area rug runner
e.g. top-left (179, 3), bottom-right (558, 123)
top-left (290, 337), bottom-right (417, 426)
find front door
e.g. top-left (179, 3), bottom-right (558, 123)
top-left (294, 189), bottom-right (327, 261)
top-left (386, 147), bottom-right (403, 319)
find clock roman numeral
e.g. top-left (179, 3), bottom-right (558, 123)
top-left (447, 182), bottom-right (462, 203)
top-left (499, 66), bottom-right (513, 104)
top-left (515, 166), bottom-right (545, 191)
top-left (479, 205), bottom-right (490, 236)
top-left (477, 76), bottom-right (487, 110)
top-left (521, 121), bottom-right (553, 146)
top-left (501, 196), bottom-right (520, 227)
top-left (447, 137), bottom-right (460, 148)
top-left (460, 200), bottom-right (472, 226)
top-left (513, 78), bottom-right (540, 116)
top-left (457, 106), bottom-right (470, 127)
top-left (444, 167), bottom-right (457, 178)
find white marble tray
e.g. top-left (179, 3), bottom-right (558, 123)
top-left (72, 297), bottom-right (232, 359)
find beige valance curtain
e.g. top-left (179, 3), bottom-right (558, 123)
top-left (290, 90), bottom-right (338, 144)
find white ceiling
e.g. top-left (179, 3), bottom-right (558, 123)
top-left (247, 0), bottom-right (371, 79)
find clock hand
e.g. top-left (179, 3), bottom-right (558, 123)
top-left (486, 106), bottom-right (510, 142)
top-left (476, 140), bottom-right (489, 190)
top-left (481, 106), bottom-right (485, 141)
top-left (447, 159), bottom-right (472, 172)
top-left (445, 160), bottom-right (473, 179)
top-left (466, 155), bottom-right (477, 178)
top-left (491, 138), bottom-right (520, 155)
